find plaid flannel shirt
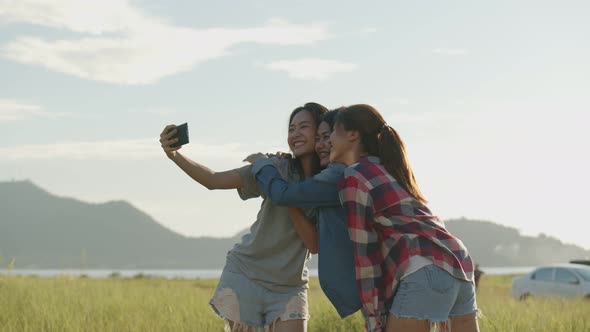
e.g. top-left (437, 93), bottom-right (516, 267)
top-left (338, 156), bottom-right (474, 332)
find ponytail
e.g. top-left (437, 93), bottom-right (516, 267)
top-left (336, 104), bottom-right (427, 203)
top-left (378, 125), bottom-right (427, 203)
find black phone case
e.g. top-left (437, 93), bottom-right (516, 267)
top-left (168, 123), bottom-right (189, 147)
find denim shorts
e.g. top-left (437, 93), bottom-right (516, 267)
top-left (390, 264), bottom-right (478, 322)
top-left (209, 268), bottom-right (308, 330)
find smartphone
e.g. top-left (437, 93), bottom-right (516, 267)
top-left (167, 123), bottom-right (189, 147)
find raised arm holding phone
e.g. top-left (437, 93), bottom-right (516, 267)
top-left (159, 123), bottom-right (242, 190)
top-left (157, 103), bottom-right (328, 332)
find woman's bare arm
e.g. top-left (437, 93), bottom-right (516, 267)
top-left (160, 124), bottom-right (243, 190)
top-left (288, 208), bottom-right (318, 254)
top-left (170, 153), bottom-right (243, 190)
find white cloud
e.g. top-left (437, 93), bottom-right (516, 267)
top-left (0, 0), bottom-right (149, 34)
top-left (0, 99), bottom-right (71, 122)
top-left (0, 1), bottom-right (331, 85)
top-left (432, 48), bottom-right (469, 56)
top-left (0, 138), bottom-right (284, 161)
top-left (0, 139), bottom-right (158, 161)
top-left (264, 59), bottom-right (357, 80)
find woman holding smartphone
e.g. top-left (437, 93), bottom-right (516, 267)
top-left (159, 103), bottom-right (327, 332)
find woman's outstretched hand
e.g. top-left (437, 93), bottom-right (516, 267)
top-left (160, 124), bottom-right (182, 159)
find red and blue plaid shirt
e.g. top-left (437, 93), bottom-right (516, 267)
top-left (338, 156), bottom-right (474, 332)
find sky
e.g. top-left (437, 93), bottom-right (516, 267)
top-left (1, 0), bottom-right (589, 249)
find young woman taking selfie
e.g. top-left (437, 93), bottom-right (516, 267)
top-left (159, 103), bottom-right (328, 332)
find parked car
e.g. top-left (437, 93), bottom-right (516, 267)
top-left (511, 264), bottom-right (590, 300)
top-left (570, 259), bottom-right (590, 267)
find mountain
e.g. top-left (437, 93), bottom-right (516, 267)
top-left (445, 218), bottom-right (590, 266)
top-left (1, 181), bottom-right (588, 269)
top-left (0, 180), bottom-right (240, 269)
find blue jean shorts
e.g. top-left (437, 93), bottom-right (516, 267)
top-left (209, 268), bottom-right (308, 330)
top-left (390, 264), bottom-right (478, 322)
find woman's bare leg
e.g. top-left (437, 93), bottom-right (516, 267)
top-left (227, 320), bottom-right (257, 332)
top-left (273, 319), bottom-right (306, 332)
top-left (384, 313), bottom-right (431, 332)
top-left (450, 312), bottom-right (480, 332)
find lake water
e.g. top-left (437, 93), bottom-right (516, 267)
top-left (0, 266), bottom-right (536, 279)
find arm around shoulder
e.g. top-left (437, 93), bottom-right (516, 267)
top-left (253, 161), bottom-right (341, 208)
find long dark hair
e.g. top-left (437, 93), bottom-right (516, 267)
top-left (288, 102), bottom-right (329, 175)
top-left (288, 102), bottom-right (328, 128)
top-left (335, 104), bottom-right (427, 203)
top-left (320, 108), bottom-right (343, 130)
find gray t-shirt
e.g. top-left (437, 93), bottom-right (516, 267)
top-left (225, 157), bottom-right (311, 292)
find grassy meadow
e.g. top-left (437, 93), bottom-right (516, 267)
top-left (0, 274), bottom-right (588, 332)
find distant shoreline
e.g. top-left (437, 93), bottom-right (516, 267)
top-left (1, 266), bottom-right (536, 279)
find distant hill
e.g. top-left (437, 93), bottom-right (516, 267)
top-left (1, 181), bottom-right (588, 269)
top-left (0, 180), bottom-right (240, 269)
top-left (445, 218), bottom-right (590, 266)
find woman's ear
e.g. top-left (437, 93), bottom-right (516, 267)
top-left (347, 130), bottom-right (361, 143)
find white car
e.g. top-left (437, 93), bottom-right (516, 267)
top-left (511, 264), bottom-right (590, 300)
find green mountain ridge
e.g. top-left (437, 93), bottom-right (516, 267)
top-left (1, 181), bottom-right (588, 269)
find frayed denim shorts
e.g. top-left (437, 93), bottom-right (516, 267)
top-left (390, 264), bottom-right (478, 322)
top-left (209, 267), bottom-right (308, 331)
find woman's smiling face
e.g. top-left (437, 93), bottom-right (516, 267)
top-left (288, 110), bottom-right (317, 158)
top-left (329, 122), bottom-right (354, 165)
top-left (315, 121), bottom-right (332, 167)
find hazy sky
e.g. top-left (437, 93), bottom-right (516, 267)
top-left (1, 1), bottom-right (589, 249)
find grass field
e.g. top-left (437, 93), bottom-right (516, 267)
top-left (0, 274), bottom-right (588, 331)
